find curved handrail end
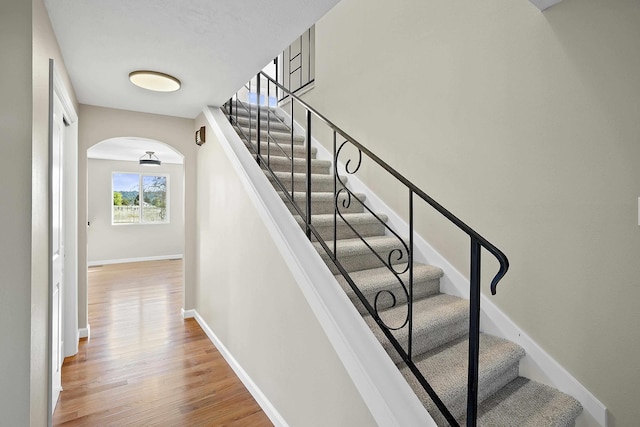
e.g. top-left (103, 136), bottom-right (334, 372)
top-left (490, 255), bottom-right (509, 295)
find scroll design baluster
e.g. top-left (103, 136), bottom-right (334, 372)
top-left (335, 140), bottom-right (412, 333)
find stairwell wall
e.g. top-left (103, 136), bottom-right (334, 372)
top-left (301, 0), bottom-right (640, 425)
top-left (193, 113), bottom-right (377, 426)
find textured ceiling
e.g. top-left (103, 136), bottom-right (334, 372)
top-left (44, 0), bottom-right (339, 118)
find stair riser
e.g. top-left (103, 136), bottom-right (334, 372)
top-left (264, 160), bottom-right (330, 175)
top-left (245, 141), bottom-right (316, 159)
top-left (301, 222), bottom-right (386, 242)
top-left (229, 105), bottom-right (284, 121)
top-left (319, 246), bottom-right (410, 275)
top-left (233, 116), bottom-right (290, 132)
top-left (237, 126), bottom-right (305, 144)
top-left (386, 313), bottom-right (468, 364)
top-left (235, 126), bottom-right (304, 146)
top-left (434, 364), bottom-right (520, 425)
top-left (283, 198), bottom-right (365, 215)
top-left (348, 277), bottom-right (441, 315)
top-left (268, 176), bottom-right (341, 193)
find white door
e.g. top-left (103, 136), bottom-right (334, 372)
top-left (51, 93), bottom-right (65, 411)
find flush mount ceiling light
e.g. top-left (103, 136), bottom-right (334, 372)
top-left (139, 151), bottom-right (161, 166)
top-left (129, 70), bottom-right (181, 92)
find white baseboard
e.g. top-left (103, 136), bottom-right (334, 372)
top-left (78, 324), bottom-right (90, 340)
top-left (307, 117), bottom-right (607, 427)
top-left (88, 254), bottom-right (183, 267)
top-left (181, 308), bottom-right (196, 319)
top-left (189, 309), bottom-right (289, 427)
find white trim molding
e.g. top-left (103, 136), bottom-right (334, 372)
top-left (205, 106), bottom-right (436, 426)
top-left (190, 309), bottom-right (289, 427)
top-left (529, 0), bottom-right (563, 11)
top-left (78, 324), bottom-right (90, 340)
top-left (52, 66), bottom-right (78, 124)
top-left (181, 308), bottom-right (196, 319)
top-left (88, 254), bottom-right (183, 267)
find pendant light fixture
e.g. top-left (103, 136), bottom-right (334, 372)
top-left (139, 151), bottom-right (161, 166)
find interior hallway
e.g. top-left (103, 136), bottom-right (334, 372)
top-left (53, 260), bottom-right (272, 426)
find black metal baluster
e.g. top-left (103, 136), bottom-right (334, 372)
top-left (228, 98), bottom-right (232, 122)
top-left (267, 80), bottom-right (270, 167)
top-left (305, 109), bottom-right (312, 239)
top-left (467, 238), bottom-right (481, 426)
top-left (408, 189), bottom-right (414, 362)
top-left (291, 100), bottom-right (295, 202)
top-left (257, 75), bottom-right (261, 166)
top-left (333, 131), bottom-right (337, 259)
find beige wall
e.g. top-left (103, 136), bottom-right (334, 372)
top-left (0, 1), bottom-right (34, 425)
top-left (0, 0), bottom-right (78, 424)
top-left (78, 105), bottom-right (197, 330)
top-left (87, 159), bottom-right (184, 263)
top-left (302, 0), bottom-right (640, 425)
top-left (194, 113), bottom-right (376, 426)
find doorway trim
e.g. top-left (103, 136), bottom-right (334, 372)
top-left (48, 59), bottom-right (79, 422)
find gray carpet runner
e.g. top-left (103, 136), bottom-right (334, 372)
top-left (229, 104), bottom-right (583, 426)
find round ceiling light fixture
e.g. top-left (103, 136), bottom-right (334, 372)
top-left (129, 70), bottom-right (181, 92)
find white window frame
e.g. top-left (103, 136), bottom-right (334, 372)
top-left (111, 172), bottom-right (170, 225)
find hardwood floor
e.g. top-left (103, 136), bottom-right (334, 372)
top-left (53, 260), bottom-right (272, 426)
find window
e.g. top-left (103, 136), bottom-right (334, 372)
top-left (112, 173), bottom-right (168, 224)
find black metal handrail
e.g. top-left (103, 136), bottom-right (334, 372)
top-left (223, 71), bottom-right (509, 427)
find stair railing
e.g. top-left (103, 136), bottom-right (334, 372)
top-left (223, 72), bottom-right (509, 427)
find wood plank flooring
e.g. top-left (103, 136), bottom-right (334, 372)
top-left (53, 260), bottom-right (272, 427)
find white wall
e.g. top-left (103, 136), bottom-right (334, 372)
top-left (87, 159), bottom-right (184, 264)
top-left (302, 0), bottom-right (640, 425)
top-left (0, 1), bottom-right (33, 424)
top-left (194, 113), bottom-right (377, 426)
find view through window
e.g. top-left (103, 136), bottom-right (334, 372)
top-left (112, 173), bottom-right (168, 224)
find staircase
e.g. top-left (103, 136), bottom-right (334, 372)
top-left (224, 96), bottom-right (583, 426)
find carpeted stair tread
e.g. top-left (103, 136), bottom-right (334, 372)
top-left (469, 377), bottom-right (583, 427)
top-left (279, 191), bottom-right (366, 214)
top-left (268, 171), bottom-right (346, 193)
top-left (228, 102), bottom-right (284, 119)
top-left (314, 236), bottom-right (410, 274)
top-left (335, 263), bottom-right (442, 313)
top-left (235, 125), bottom-right (306, 144)
top-left (400, 334), bottom-right (525, 423)
top-left (293, 212), bottom-right (388, 241)
top-left (233, 115), bottom-right (291, 132)
top-left (263, 156), bottom-right (331, 174)
top-left (365, 294), bottom-right (469, 362)
top-left (246, 140), bottom-right (317, 159)
top-left (297, 212), bottom-right (388, 226)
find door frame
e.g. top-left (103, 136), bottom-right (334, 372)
top-left (48, 59), bottom-right (79, 420)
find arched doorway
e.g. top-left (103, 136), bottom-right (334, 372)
top-left (85, 136), bottom-right (186, 317)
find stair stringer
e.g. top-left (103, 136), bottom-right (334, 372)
top-left (204, 106), bottom-right (436, 427)
top-left (290, 115), bottom-right (608, 427)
